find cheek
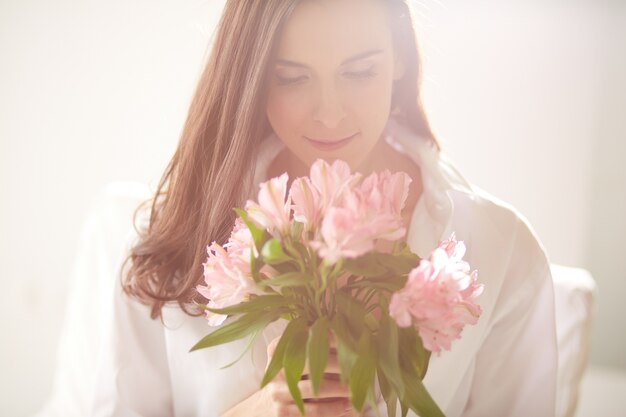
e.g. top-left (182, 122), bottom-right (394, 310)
top-left (266, 89), bottom-right (311, 135)
top-left (345, 77), bottom-right (394, 127)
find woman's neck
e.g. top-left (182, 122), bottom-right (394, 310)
top-left (268, 135), bottom-right (397, 182)
top-left (265, 133), bottom-right (423, 247)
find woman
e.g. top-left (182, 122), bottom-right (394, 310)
top-left (92, 1), bottom-right (558, 416)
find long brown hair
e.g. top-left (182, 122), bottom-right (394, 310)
top-left (121, 0), bottom-right (440, 321)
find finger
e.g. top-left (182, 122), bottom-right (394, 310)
top-left (267, 336), bottom-right (280, 358)
top-left (270, 377), bottom-right (350, 402)
top-left (328, 331), bottom-right (338, 350)
top-left (276, 398), bottom-right (355, 417)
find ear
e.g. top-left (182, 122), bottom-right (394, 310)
top-left (393, 56), bottom-right (406, 80)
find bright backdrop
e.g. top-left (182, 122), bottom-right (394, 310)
top-left (0, 1), bottom-right (624, 415)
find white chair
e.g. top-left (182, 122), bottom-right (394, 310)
top-left (32, 181), bottom-right (597, 417)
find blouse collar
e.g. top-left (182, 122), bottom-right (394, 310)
top-left (252, 116), bottom-right (476, 258)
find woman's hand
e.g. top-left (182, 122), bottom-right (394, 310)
top-left (261, 332), bottom-right (364, 417)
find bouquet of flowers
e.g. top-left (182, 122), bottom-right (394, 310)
top-left (189, 159), bottom-right (483, 417)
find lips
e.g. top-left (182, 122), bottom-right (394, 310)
top-left (305, 133), bottom-right (358, 144)
top-left (304, 133), bottom-right (358, 151)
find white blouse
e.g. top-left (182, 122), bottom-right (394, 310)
top-left (89, 117), bottom-right (558, 417)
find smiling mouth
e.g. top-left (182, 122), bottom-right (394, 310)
top-left (304, 133), bottom-right (358, 151)
top-left (304, 133), bottom-right (358, 144)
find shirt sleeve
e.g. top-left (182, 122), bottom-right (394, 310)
top-left (461, 215), bottom-right (558, 417)
top-left (83, 184), bottom-right (174, 417)
top-left (90, 234), bottom-right (175, 417)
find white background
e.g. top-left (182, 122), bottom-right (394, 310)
top-left (0, 0), bottom-right (624, 415)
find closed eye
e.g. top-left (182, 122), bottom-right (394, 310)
top-left (344, 67), bottom-right (377, 80)
top-left (275, 75), bottom-right (308, 86)
top-left (275, 67), bottom-right (378, 86)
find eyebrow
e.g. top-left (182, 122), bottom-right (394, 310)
top-left (275, 48), bottom-right (384, 68)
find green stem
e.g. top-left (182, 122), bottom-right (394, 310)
top-left (284, 237), bottom-right (306, 272)
top-left (363, 287), bottom-right (378, 306)
top-left (365, 303), bottom-right (380, 314)
top-left (391, 239), bottom-right (401, 254)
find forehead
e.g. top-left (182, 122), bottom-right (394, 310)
top-left (275, 0), bottom-right (392, 66)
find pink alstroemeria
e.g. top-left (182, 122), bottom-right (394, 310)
top-left (438, 232), bottom-right (468, 263)
top-left (357, 170), bottom-right (411, 241)
top-left (197, 217), bottom-right (278, 326)
top-left (308, 159), bottom-right (361, 215)
top-left (245, 173), bottom-right (291, 238)
top-left (437, 233), bottom-right (484, 300)
top-left (389, 234), bottom-right (483, 354)
top-left (311, 205), bottom-right (378, 264)
top-left (289, 176), bottom-right (321, 234)
top-left (224, 217), bottom-right (257, 258)
top-left (310, 169), bottom-right (411, 264)
top-left (359, 169), bottom-right (411, 217)
top-left (196, 242), bottom-right (257, 326)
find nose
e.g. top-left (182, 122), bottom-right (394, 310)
top-left (312, 83), bottom-right (346, 129)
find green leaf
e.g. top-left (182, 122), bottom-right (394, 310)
top-left (373, 251), bottom-right (421, 276)
top-left (343, 253), bottom-right (388, 278)
top-left (364, 312), bottom-right (379, 333)
top-left (398, 328), bottom-right (431, 380)
top-left (263, 254), bottom-right (300, 275)
top-left (330, 313), bottom-right (358, 352)
top-left (291, 240), bottom-right (310, 259)
top-left (396, 241), bottom-right (421, 258)
top-left (395, 327), bottom-right (443, 417)
top-left (377, 368), bottom-right (391, 403)
top-left (344, 279), bottom-right (403, 293)
top-left (335, 291), bottom-right (367, 340)
top-left (261, 238), bottom-right (291, 264)
top-left (342, 246), bottom-right (422, 282)
top-left (290, 221), bottom-right (304, 241)
top-left (349, 330), bottom-right (377, 412)
top-left (258, 271), bottom-right (314, 289)
top-left (377, 369), bottom-right (398, 417)
top-left (401, 401), bottom-right (409, 417)
top-left (250, 247), bottom-right (261, 283)
top-left (233, 208), bottom-right (266, 252)
top-left (376, 308), bottom-right (405, 398)
top-left (283, 322), bottom-right (309, 415)
top-left (416, 336), bottom-right (431, 380)
top-left (260, 317), bottom-right (307, 388)
top-left (400, 364), bottom-right (445, 417)
top-left (219, 327), bottom-right (264, 369)
top-left (329, 318), bottom-right (358, 385)
top-left (307, 317), bottom-right (330, 397)
top-left (189, 310), bottom-right (280, 352)
top-left (365, 384), bottom-right (381, 417)
top-left (201, 294), bottom-right (288, 315)
top-left (366, 273), bottom-right (408, 285)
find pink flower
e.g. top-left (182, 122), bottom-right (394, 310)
top-left (389, 234), bottom-right (483, 354)
top-left (224, 217), bottom-right (257, 258)
top-left (359, 169), bottom-right (411, 218)
top-left (196, 237), bottom-right (260, 326)
top-left (437, 233), bottom-right (483, 300)
top-left (289, 176), bottom-right (321, 234)
top-left (245, 173), bottom-right (291, 238)
top-left (308, 159), bottom-right (361, 215)
top-left (309, 169), bottom-right (411, 264)
top-left (310, 205), bottom-right (377, 264)
top-left (438, 232), bottom-right (467, 263)
top-left (357, 170), bottom-right (411, 241)
top-left (198, 217), bottom-right (279, 326)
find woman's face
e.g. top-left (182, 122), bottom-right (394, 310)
top-left (265, 0), bottom-right (404, 174)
